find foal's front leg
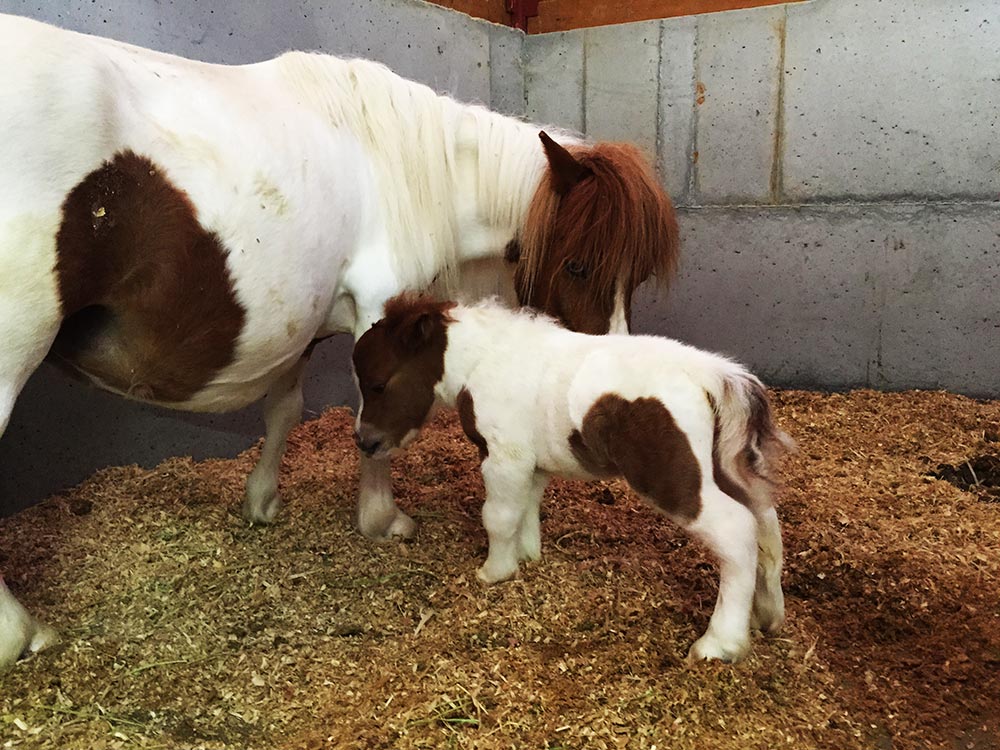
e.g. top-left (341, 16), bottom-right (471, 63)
top-left (477, 459), bottom-right (538, 584)
top-left (242, 355), bottom-right (309, 524)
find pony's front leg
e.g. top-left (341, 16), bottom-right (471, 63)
top-left (477, 459), bottom-right (535, 584)
top-left (0, 577), bottom-right (57, 670)
top-left (355, 454), bottom-right (416, 540)
top-left (242, 355), bottom-right (309, 524)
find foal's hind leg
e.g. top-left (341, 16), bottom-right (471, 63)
top-left (749, 500), bottom-right (785, 635)
top-left (243, 354), bottom-right (309, 524)
top-left (682, 487), bottom-right (759, 663)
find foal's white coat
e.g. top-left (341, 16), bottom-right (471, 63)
top-left (0, 14), bottom-right (622, 668)
top-left (427, 304), bottom-right (787, 662)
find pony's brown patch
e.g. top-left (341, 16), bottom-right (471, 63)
top-left (352, 295), bottom-right (456, 449)
top-left (50, 151), bottom-right (245, 403)
top-left (569, 394), bottom-right (701, 521)
top-left (456, 387), bottom-right (488, 459)
top-left (515, 134), bottom-right (679, 334)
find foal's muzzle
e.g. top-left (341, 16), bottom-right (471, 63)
top-left (354, 424), bottom-right (390, 458)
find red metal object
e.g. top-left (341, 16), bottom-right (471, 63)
top-left (506, 0), bottom-right (539, 31)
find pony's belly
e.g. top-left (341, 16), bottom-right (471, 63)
top-left (48, 309), bottom-right (286, 413)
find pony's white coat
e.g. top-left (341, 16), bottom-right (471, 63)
top-left (424, 302), bottom-right (788, 661)
top-left (0, 14), bottom-right (611, 668)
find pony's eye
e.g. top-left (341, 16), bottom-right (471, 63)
top-left (565, 259), bottom-right (588, 279)
top-left (371, 383), bottom-right (386, 394)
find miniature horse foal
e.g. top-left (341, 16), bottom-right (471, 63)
top-left (352, 296), bottom-right (792, 662)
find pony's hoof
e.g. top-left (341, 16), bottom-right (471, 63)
top-left (358, 508), bottom-right (417, 542)
top-left (28, 623), bottom-right (59, 655)
top-left (0, 616), bottom-right (58, 671)
top-left (686, 633), bottom-right (750, 664)
top-left (242, 493), bottom-right (282, 525)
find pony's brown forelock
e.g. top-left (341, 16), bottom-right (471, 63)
top-left (519, 142), bottom-right (680, 302)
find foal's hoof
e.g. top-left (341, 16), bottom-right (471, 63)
top-left (476, 561), bottom-right (519, 585)
top-left (686, 633), bottom-right (750, 664)
top-left (750, 606), bottom-right (785, 636)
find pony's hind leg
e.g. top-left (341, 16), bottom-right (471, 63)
top-left (0, 578), bottom-right (57, 670)
top-left (243, 355), bottom-right (309, 524)
top-left (683, 487), bottom-right (759, 663)
top-left (0, 226), bottom-right (63, 668)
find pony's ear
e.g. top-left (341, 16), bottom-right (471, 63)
top-left (539, 131), bottom-right (592, 195)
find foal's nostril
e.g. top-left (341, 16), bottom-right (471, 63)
top-left (354, 432), bottom-right (382, 456)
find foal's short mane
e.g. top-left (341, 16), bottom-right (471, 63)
top-left (519, 142), bottom-right (680, 301)
top-left (380, 294), bottom-right (457, 345)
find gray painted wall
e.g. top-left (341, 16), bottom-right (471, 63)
top-left (525, 0), bottom-right (1000, 395)
top-left (0, 0), bottom-right (522, 515)
top-left (2, 0), bottom-right (998, 515)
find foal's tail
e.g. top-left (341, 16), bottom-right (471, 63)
top-left (710, 371), bottom-right (794, 505)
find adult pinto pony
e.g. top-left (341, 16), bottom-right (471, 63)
top-left (0, 13), bottom-right (678, 668)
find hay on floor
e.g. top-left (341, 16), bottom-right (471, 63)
top-left (1, 389), bottom-right (998, 750)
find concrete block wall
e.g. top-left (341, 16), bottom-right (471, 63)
top-left (0, 0), bottom-right (523, 514)
top-left (525, 0), bottom-right (1000, 395)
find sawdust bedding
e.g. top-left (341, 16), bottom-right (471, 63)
top-left (1, 389), bottom-right (998, 750)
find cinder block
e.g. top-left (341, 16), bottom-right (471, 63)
top-left (584, 21), bottom-right (661, 162)
top-left (658, 16), bottom-right (698, 206)
top-left (877, 205), bottom-right (1000, 395)
top-left (783, 0), bottom-right (1000, 201)
top-left (694, 6), bottom-right (785, 204)
top-left (635, 204), bottom-right (1000, 395)
top-left (524, 31), bottom-right (585, 132)
top-left (635, 206), bottom-right (881, 389)
top-left (489, 25), bottom-right (525, 116)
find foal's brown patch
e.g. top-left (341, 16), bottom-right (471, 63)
top-left (569, 394), bottom-right (701, 521)
top-left (50, 151), bottom-right (246, 403)
top-left (456, 387), bottom-right (488, 459)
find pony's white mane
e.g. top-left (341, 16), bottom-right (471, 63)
top-left (276, 52), bottom-right (551, 292)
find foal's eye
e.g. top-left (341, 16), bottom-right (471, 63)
top-left (371, 383), bottom-right (386, 394)
top-left (565, 259), bottom-right (588, 279)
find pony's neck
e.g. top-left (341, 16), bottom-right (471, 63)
top-left (275, 52), bottom-right (550, 293)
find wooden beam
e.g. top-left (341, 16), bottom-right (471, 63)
top-left (421, 0), bottom-right (509, 26)
top-left (530, 0), bottom-right (803, 33)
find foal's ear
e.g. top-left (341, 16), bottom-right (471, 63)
top-left (402, 311), bottom-right (440, 351)
top-left (539, 131), bottom-right (593, 195)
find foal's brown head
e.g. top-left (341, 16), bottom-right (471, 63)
top-left (352, 295), bottom-right (455, 459)
top-left (511, 132), bottom-right (679, 335)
